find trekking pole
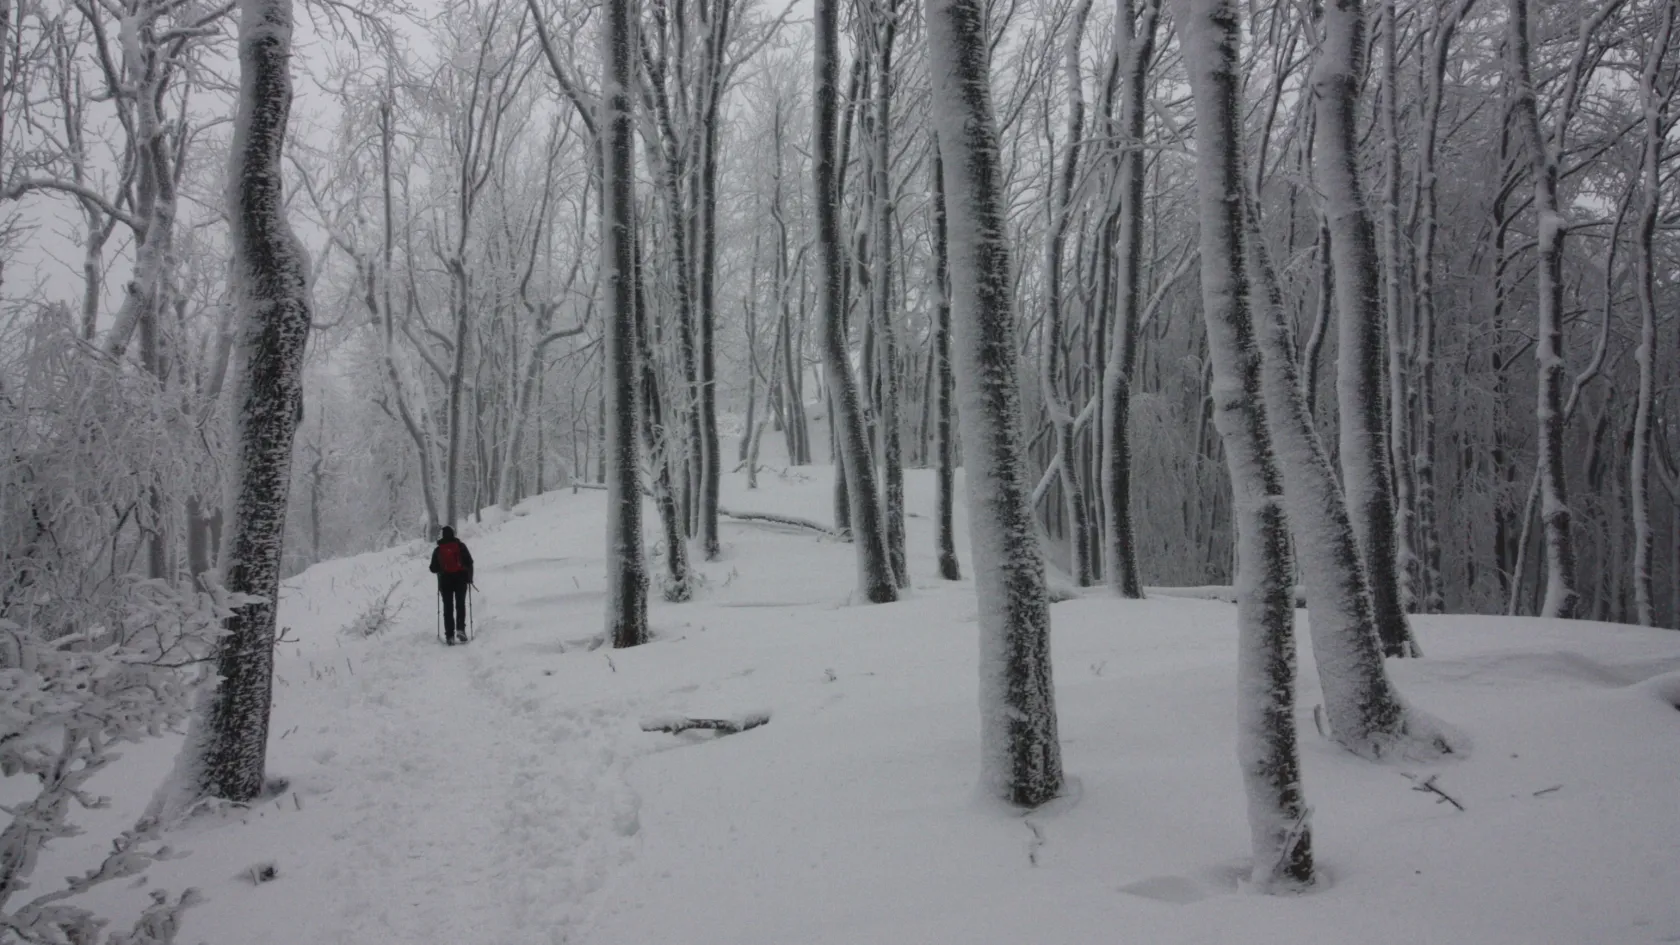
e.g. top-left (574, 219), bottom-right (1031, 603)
top-left (468, 586), bottom-right (474, 641)
top-left (436, 591), bottom-right (443, 644)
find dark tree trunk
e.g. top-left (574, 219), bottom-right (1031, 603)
top-left (932, 150), bottom-right (961, 582)
top-left (603, 0), bottom-right (650, 647)
top-left (817, 0), bottom-right (896, 603)
top-left (193, 0), bottom-right (315, 804)
top-left (1101, 0), bottom-right (1158, 599)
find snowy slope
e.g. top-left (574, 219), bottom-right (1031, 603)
top-left (30, 455), bottom-right (1680, 945)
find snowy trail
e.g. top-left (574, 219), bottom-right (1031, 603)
top-left (293, 570), bottom-right (642, 944)
top-left (43, 470), bottom-right (1680, 945)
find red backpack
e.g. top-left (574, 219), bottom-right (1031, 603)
top-left (437, 541), bottom-right (467, 575)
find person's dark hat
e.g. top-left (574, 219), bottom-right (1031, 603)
top-left (439, 526), bottom-right (456, 540)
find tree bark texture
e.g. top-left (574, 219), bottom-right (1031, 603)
top-left (1175, 0), bottom-right (1313, 889)
top-left (817, 0), bottom-right (897, 603)
top-left (198, 0), bottom-right (315, 803)
top-left (926, 0), bottom-right (1062, 808)
top-left (603, 0), bottom-right (650, 646)
top-left (1312, 0), bottom-right (1418, 655)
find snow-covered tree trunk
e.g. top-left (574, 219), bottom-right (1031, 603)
top-left (1300, 222), bottom-right (1331, 420)
top-left (634, 212), bottom-right (692, 602)
top-left (926, 0), bottom-right (1061, 807)
top-left (1503, 0), bottom-right (1610, 620)
top-left (871, 3), bottom-right (909, 588)
top-left (1173, 0), bottom-right (1313, 889)
top-left (178, 0), bottom-right (315, 805)
top-left (1630, 0), bottom-right (1674, 627)
top-left (1246, 188), bottom-right (1455, 759)
top-left (603, 0), bottom-right (650, 646)
top-left (1412, 0), bottom-right (1475, 615)
top-left (932, 148), bottom-right (961, 582)
top-left (1379, 0), bottom-right (1419, 614)
top-left (1040, 0), bottom-right (1095, 588)
top-left (1100, 0), bottom-right (1158, 599)
top-left (1312, 0), bottom-right (1418, 655)
top-left (816, 0), bottom-right (897, 603)
top-left (695, 3), bottom-right (729, 562)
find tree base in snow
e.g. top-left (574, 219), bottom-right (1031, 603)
top-left (1316, 703), bottom-right (1465, 762)
top-left (639, 712), bottom-right (771, 736)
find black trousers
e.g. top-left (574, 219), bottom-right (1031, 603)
top-left (440, 583), bottom-right (468, 638)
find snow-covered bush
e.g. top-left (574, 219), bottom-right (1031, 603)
top-left (0, 578), bottom-right (247, 943)
top-left (340, 581), bottom-right (406, 638)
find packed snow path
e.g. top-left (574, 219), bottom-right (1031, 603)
top-left (303, 620), bottom-right (639, 944)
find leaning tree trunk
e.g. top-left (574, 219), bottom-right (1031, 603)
top-left (602, 0), bottom-right (650, 646)
top-left (167, 0), bottom-right (315, 809)
top-left (1246, 189), bottom-right (1455, 760)
top-left (1312, 0), bottom-right (1418, 655)
top-left (1174, 0), bottom-right (1313, 890)
top-left (1101, 0), bottom-right (1159, 599)
top-left (817, 0), bottom-right (896, 603)
top-left (931, 148), bottom-right (961, 582)
top-left (927, 0), bottom-right (1062, 808)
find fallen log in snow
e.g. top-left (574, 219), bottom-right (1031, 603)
top-left (717, 507), bottom-right (835, 537)
top-left (639, 711), bottom-right (772, 736)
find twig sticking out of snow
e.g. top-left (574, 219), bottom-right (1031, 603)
top-left (1403, 773), bottom-right (1465, 811)
top-left (1024, 819), bottom-right (1045, 867)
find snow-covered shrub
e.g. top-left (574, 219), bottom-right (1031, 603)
top-left (0, 578), bottom-right (247, 943)
top-left (340, 581), bottom-right (406, 638)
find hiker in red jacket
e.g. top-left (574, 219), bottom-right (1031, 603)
top-left (429, 526), bottom-right (475, 645)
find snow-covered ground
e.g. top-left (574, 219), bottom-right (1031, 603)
top-left (32, 452), bottom-right (1680, 945)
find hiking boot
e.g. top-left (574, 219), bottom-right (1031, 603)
top-left (445, 636), bottom-right (457, 646)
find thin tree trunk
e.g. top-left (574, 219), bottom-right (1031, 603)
top-left (1313, 0), bottom-right (1418, 655)
top-left (1504, 0), bottom-right (1622, 619)
top-left (1630, 0), bottom-right (1674, 627)
top-left (872, 3), bottom-right (909, 587)
top-left (634, 214), bottom-right (691, 601)
top-left (603, 0), bottom-right (650, 646)
top-left (932, 148), bottom-right (961, 581)
top-left (1041, 0), bottom-right (1096, 587)
top-left (1101, 0), bottom-right (1158, 599)
top-left (1380, 0), bottom-right (1419, 613)
top-left (817, 0), bottom-right (896, 602)
top-left (1412, 0), bottom-right (1475, 615)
